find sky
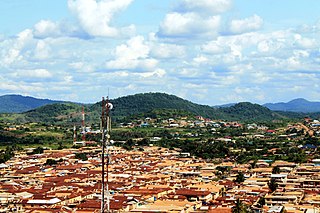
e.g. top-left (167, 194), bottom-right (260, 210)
top-left (0, 0), bottom-right (320, 105)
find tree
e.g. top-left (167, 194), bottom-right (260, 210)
top-left (44, 159), bottom-right (58, 166)
top-left (32, 146), bottom-right (44, 154)
top-left (232, 198), bottom-right (245, 213)
top-left (75, 152), bottom-right (88, 161)
top-left (272, 166), bottom-right (280, 174)
top-left (268, 178), bottom-right (278, 192)
top-left (232, 198), bottom-right (253, 213)
top-left (0, 146), bottom-right (15, 163)
top-left (58, 141), bottom-right (63, 150)
top-left (235, 172), bottom-right (245, 184)
top-left (137, 138), bottom-right (149, 146)
top-left (249, 160), bottom-right (257, 169)
top-left (257, 197), bottom-right (265, 208)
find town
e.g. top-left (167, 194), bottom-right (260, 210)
top-left (0, 115), bottom-right (320, 213)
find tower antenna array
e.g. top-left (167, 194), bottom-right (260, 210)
top-left (73, 126), bottom-right (77, 143)
top-left (101, 97), bottom-right (113, 213)
top-left (82, 106), bottom-right (86, 142)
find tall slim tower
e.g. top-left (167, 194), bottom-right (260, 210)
top-left (101, 97), bottom-right (113, 213)
top-left (73, 125), bottom-right (77, 142)
top-left (82, 106), bottom-right (86, 142)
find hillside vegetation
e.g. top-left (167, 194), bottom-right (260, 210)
top-left (0, 92), bottom-right (306, 125)
top-left (0, 95), bottom-right (62, 113)
top-left (264, 98), bottom-right (320, 113)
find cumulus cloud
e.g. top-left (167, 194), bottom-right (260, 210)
top-left (1, 29), bottom-right (34, 66)
top-left (1, 1), bottom-right (320, 105)
top-left (13, 68), bottom-right (53, 79)
top-left (157, 0), bottom-right (229, 38)
top-left (150, 43), bottom-right (186, 59)
top-left (34, 40), bottom-right (51, 60)
top-left (158, 12), bottom-right (220, 37)
top-left (68, 0), bottom-right (134, 37)
top-left (229, 14), bottom-right (263, 34)
top-left (33, 20), bottom-right (62, 38)
top-left (0, 81), bottom-right (44, 93)
top-left (193, 55), bottom-right (208, 64)
top-left (294, 34), bottom-right (317, 49)
top-left (135, 69), bottom-right (166, 78)
top-left (177, 0), bottom-right (232, 14)
top-left (106, 36), bottom-right (158, 70)
top-left (201, 39), bottom-right (230, 54)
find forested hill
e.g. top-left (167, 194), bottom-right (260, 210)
top-left (264, 98), bottom-right (320, 113)
top-left (0, 92), bottom-right (302, 125)
top-left (90, 93), bottom-right (290, 123)
top-left (89, 93), bottom-right (222, 121)
top-left (220, 102), bottom-right (287, 122)
top-left (0, 95), bottom-right (63, 113)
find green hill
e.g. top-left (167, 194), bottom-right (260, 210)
top-left (220, 102), bottom-right (287, 122)
top-left (264, 98), bottom-right (320, 113)
top-left (0, 95), bottom-right (63, 113)
top-left (0, 92), bottom-right (305, 125)
top-left (89, 93), bottom-right (222, 121)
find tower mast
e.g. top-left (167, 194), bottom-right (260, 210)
top-left (82, 105), bottom-right (86, 141)
top-left (73, 125), bottom-right (77, 143)
top-left (101, 97), bottom-right (112, 213)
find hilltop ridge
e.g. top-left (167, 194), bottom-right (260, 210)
top-left (263, 98), bottom-right (320, 113)
top-left (0, 92), bottom-right (298, 125)
top-left (0, 94), bottom-right (63, 113)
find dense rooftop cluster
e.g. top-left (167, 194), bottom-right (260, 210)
top-left (0, 144), bottom-right (320, 212)
top-left (1, 114), bottom-right (320, 212)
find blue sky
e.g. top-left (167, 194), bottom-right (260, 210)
top-left (0, 0), bottom-right (320, 105)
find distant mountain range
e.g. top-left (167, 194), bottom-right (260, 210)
top-left (1, 93), bottom-right (320, 125)
top-left (0, 95), bottom-right (63, 113)
top-left (214, 98), bottom-right (320, 113)
top-left (0, 93), bottom-right (309, 125)
top-left (263, 98), bottom-right (320, 113)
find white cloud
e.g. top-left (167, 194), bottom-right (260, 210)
top-left (1, 2), bottom-right (320, 105)
top-left (294, 34), bottom-right (317, 49)
top-left (0, 81), bottom-right (44, 93)
top-left (159, 12), bottom-right (220, 37)
top-left (135, 69), bottom-right (166, 78)
top-left (14, 68), bottom-right (53, 79)
top-left (193, 55), bottom-right (208, 64)
top-left (150, 43), bottom-right (186, 59)
top-left (177, 0), bottom-right (232, 14)
top-left (1, 29), bottom-right (34, 66)
top-left (106, 36), bottom-right (158, 70)
top-left (33, 20), bottom-right (61, 38)
top-left (202, 39), bottom-right (230, 54)
top-left (229, 14), bottom-right (263, 34)
top-left (34, 40), bottom-right (51, 60)
top-left (68, 0), bottom-right (133, 37)
top-left (68, 62), bottom-right (94, 73)
top-left (252, 71), bottom-right (271, 83)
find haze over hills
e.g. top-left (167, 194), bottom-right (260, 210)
top-left (0, 93), bottom-right (303, 125)
top-left (263, 98), bottom-right (320, 113)
top-left (0, 95), bottom-right (63, 113)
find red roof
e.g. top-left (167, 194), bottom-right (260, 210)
top-left (208, 207), bottom-right (232, 213)
top-left (175, 189), bottom-right (211, 196)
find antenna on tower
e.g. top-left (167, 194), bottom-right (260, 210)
top-left (82, 105), bottom-right (86, 142)
top-left (101, 97), bottom-right (113, 213)
top-left (73, 125), bottom-right (77, 143)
